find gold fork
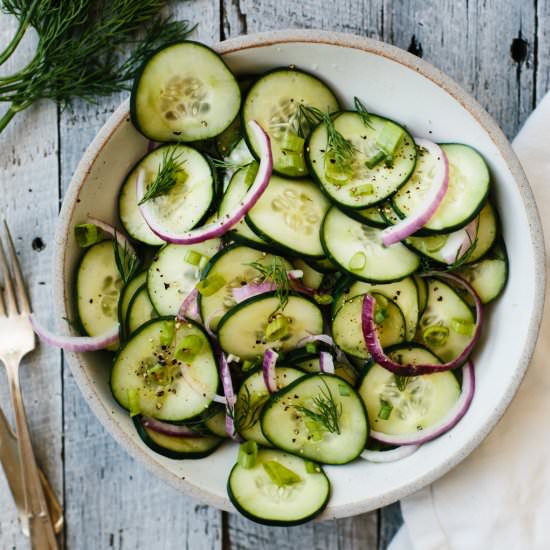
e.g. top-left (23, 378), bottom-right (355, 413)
top-left (0, 221), bottom-right (59, 549)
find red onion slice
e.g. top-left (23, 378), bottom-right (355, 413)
top-left (219, 352), bottom-right (239, 439)
top-left (361, 271), bottom-right (482, 375)
top-left (87, 217), bottom-right (136, 255)
top-left (439, 219), bottom-right (478, 264)
top-left (177, 288), bottom-right (200, 321)
top-left (141, 416), bottom-right (203, 438)
top-left (262, 348), bottom-right (279, 393)
top-left (137, 120), bottom-right (273, 244)
top-left (30, 315), bottom-right (119, 352)
top-left (232, 281), bottom-right (276, 303)
top-left (381, 139), bottom-right (449, 246)
top-left (360, 444), bottom-right (420, 463)
top-left (370, 360), bottom-right (475, 445)
top-left (319, 351), bottom-right (335, 374)
top-left (296, 333), bottom-right (335, 348)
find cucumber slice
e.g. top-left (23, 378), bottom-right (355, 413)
top-left (288, 355), bottom-right (358, 386)
top-left (417, 278), bottom-right (475, 362)
top-left (307, 112), bottom-right (416, 208)
top-left (456, 241), bottom-right (508, 304)
top-left (334, 277), bottom-right (419, 341)
top-left (332, 293), bottom-right (406, 359)
top-left (131, 41), bottom-right (241, 142)
top-left (414, 274), bottom-right (428, 316)
top-left (321, 207), bottom-right (420, 283)
top-left (219, 165), bottom-right (269, 247)
top-left (242, 68), bottom-right (339, 177)
top-left (199, 245), bottom-right (293, 332)
top-left (217, 292), bottom-right (324, 359)
top-left (305, 257), bottom-right (339, 274)
top-left (343, 205), bottom-right (388, 228)
top-left (121, 144), bottom-right (214, 238)
top-left (111, 318), bottom-right (219, 422)
top-left (358, 345), bottom-right (460, 436)
top-left (147, 239), bottom-right (220, 316)
top-left (227, 448), bottom-right (330, 526)
top-left (261, 374), bottom-right (368, 464)
top-left (292, 259), bottom-right (324, 290)
top-left (118, 271), bottom-right (147, 339)
top-left (203, 405), bottom-right (229, 438)
top-left (246, 175), bottom-right (330, 258)
top-left (76, 240), bottom-right (122, 339)
top-left (407, 202), bottom-right (497, 264)
top-left (126, 285), bottom-right (157, 336)
top-left (392, 143), bottom-right (490, 233)
top-left (235, 367), bottom-right (306, 445)
top-left (134, 417), bottom-right (222, 459)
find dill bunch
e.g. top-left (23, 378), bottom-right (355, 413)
top-left (0, 0), bottom-right (194, 133)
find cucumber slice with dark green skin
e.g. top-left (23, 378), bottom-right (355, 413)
top-left (304, 257), bottom-right (339, 274)
top-left (120, 144), bottom-right (215, 240)
top-left (242, 67), bottom-right (339, 177)
top-left (292, 259), bottom-right (324, 290)
top-left (131, 41), bottom-right (241, 142)
top-left (321, 207), bottom-right (420, 283)
top-left (332, 293), bottom-right (406, 359)
top-left (227, 448), bottom-right (330, 526)
top-left (334, 277), bottom-right (419, 341)
top-left (392, 143), bottom-right (490, 234)
top-left (118, 271), bottom-right (147, 340)
top-left (134, 417), bottom-right (222, 459)
top-left (342, 205), bottom-right (389, 228)
top-left (455, 240), bottom-right (508, 304)
top-left (261, 374), bottom-right (368, 464)
top-left (307, 112), bottom-right (417, 208)
top-left (416, 278), bottom-right (475, 363)
top-left (246, 175), bottom-right (331, 258)
top-left (126, 285), bottom-right (158, 336)
top-left (147, 239), bottom-right (220, 316)
top-left (199, 245), bottom-right (293, 332)
top-left (219, 165), bottom-right (269, 248)
top-left (379, 201), bottom-right (402, 226)
top-left (217, 292), bottom-right (324, 359)
top-left (111, 317), bottom-right (219, 422)
top-left (76, 240), bottom-right (122, 339)
top-left (358, 345), bottom-right (460, 437)
top-left (234, 367), bottom-right (306, 445)
top-left (406, 202), bottom-right (497, 265)
top-left (284, 354), bottom-right (358, 387)
top-left (414, 274), bottom-right (428, 316)
top-left (203, 405), bottom-right (229, 438)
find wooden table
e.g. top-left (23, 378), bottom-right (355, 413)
top-left (0, 1), bottom-right (548, 548)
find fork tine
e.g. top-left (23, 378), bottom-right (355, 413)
top-left (3, 221), bottom-right (30, 314)
top-left (0, 236), bottom-right (17, 315)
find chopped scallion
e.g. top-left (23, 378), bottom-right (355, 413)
top-left (184, 250), bottom-right (203, 266)
top-left (174, 334), bottom-right (204, 362)
top-left (305, 460), bottom-right (322, 474)
top-left (351, 183), bottom-right (375, 196)
top-left (280, 131), bottom-right (305, 153)
top-left (74, 223), bottom-right (103, 248)
top-left (127, 388), bottom-right (141, 417)
top-left (422, 324), bottom-right (450, 347)
top-left (365, 149), bottom-right (385, 169)
top-left (263, 460), bottom-right (302, 487)
top-left (451, 318), bottom-right (474, 336)
top-left (349, 251), bottom-right (366, 271)
top-left (314, 293), bottom-right (333, 305)
top-left (265, 315), bottom-right (289, 342)
top-left (305, 342), bottom-right (317, 354)
top-left (196, 274), bottom-right (226, 296)
top-left (378, 399), bottom-right (393, 420)
top-left (376, 123), bottom-right (404, 156)
top-left (159, 322), bottom-right (175, 347)
top-left (238, 441), bottom-right (258, 469)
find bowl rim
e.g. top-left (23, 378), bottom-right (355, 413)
top-left (54, 29), bottom-right (546, 519)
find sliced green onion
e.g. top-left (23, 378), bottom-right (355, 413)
top-left (314, 293), bottom-right (333, 305)
top-left (338, 384), bottom-right (350, 397)
top-left (184, 250), bottom-right (203, 266)
top-left (305, 342), bottom-right (317, 354)
top-left (384, 154), bottom-right (394, 167)
top-left (174, 334), bottom-right (204, 362)
top-left (263, 460), bottom-right (302, 487)
top-left (377, 399), bottom-right (393, 420)
top-left (305, 419), bottom-right (324, 441)
top-left (451, 318), bottom-right (474, 336)
top-left (280, 131), bottom-right (305, 153)
top-left (279, 150), bottom-right (304, 171)
top-left (324, 152), bottom-right (353, 186)
top-left (242, 358), bottom-right (259, 372)
top-left (243, 162), bottom-right (259, 187)
top-left (198, 256), bottom-right (209, 270)
top-left (127, 388), bottom-right (141, 417)
top-left (351, 183), bottom-right (374, 196)
top-left (305, 460), bottom-right (322, 474)
top-left (196, 274), bottom-right (226, 297)
top-left (238, 441), bottom-right (258, 469)
top-left (265, 315), bottom-right (289, 342)
top-left (422, 324), bottom-right (449, 347)
top-left (424, 234), bottom-right (448, 253)
top-left (376, 123), bottom-right (404, 156)
top-left (394, 374), bottom-right (409, 392)
top-left (159, 321), bottom-right (175, 348)
top-left (374, 307), bottom-right (389, 324)
top-left (365, 149), bottom-right (385, 169)
top-left (74, 223), bottom-right (103, 248)
top-left (349, 251), bottom-right (366, 271)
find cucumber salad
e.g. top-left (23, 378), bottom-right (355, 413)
top-left (34, 40), bottom-right (508, 526)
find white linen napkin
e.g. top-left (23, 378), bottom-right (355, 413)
top-left (389, 92), bottom-right (550, 550)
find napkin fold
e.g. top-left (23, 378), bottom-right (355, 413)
top-left (388, 92), bottom-right (550, 550)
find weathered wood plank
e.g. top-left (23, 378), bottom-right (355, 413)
top-left (536, 0), bottom-right (550, 103)
top-left (59, 3), bottom-right (223, 550)
top-left (0, 11), bottom-right (63, 549)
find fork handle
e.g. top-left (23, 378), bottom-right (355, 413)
top-left (7, 364), bottom-right (59, 549)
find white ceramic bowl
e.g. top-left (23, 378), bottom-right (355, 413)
top-left (54, 30), bottom-right (545, 519)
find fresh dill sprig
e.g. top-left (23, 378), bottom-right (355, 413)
top-left (209, 157), bottom-right (253, 171)
top-left (247, 257), bottom-right (290, 313)
top-left (294, 379), bottom-right (342, 435)
top-left (354, 96), bottom-right (373, 129)
top-left (394, 374), bottom-right (409, 392)
top-left (446, 218), bottom-right (481, 271)
top-left (234, 385), bottom-right (269, 432)
top-left (0, 1), bottom-right (195, 134)
top-left (138, 147), bottom-right (186, 205)
top-left (299, 105), bottom-right (355, 170)
top-left (113, 233), bottom-right (139, 285)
